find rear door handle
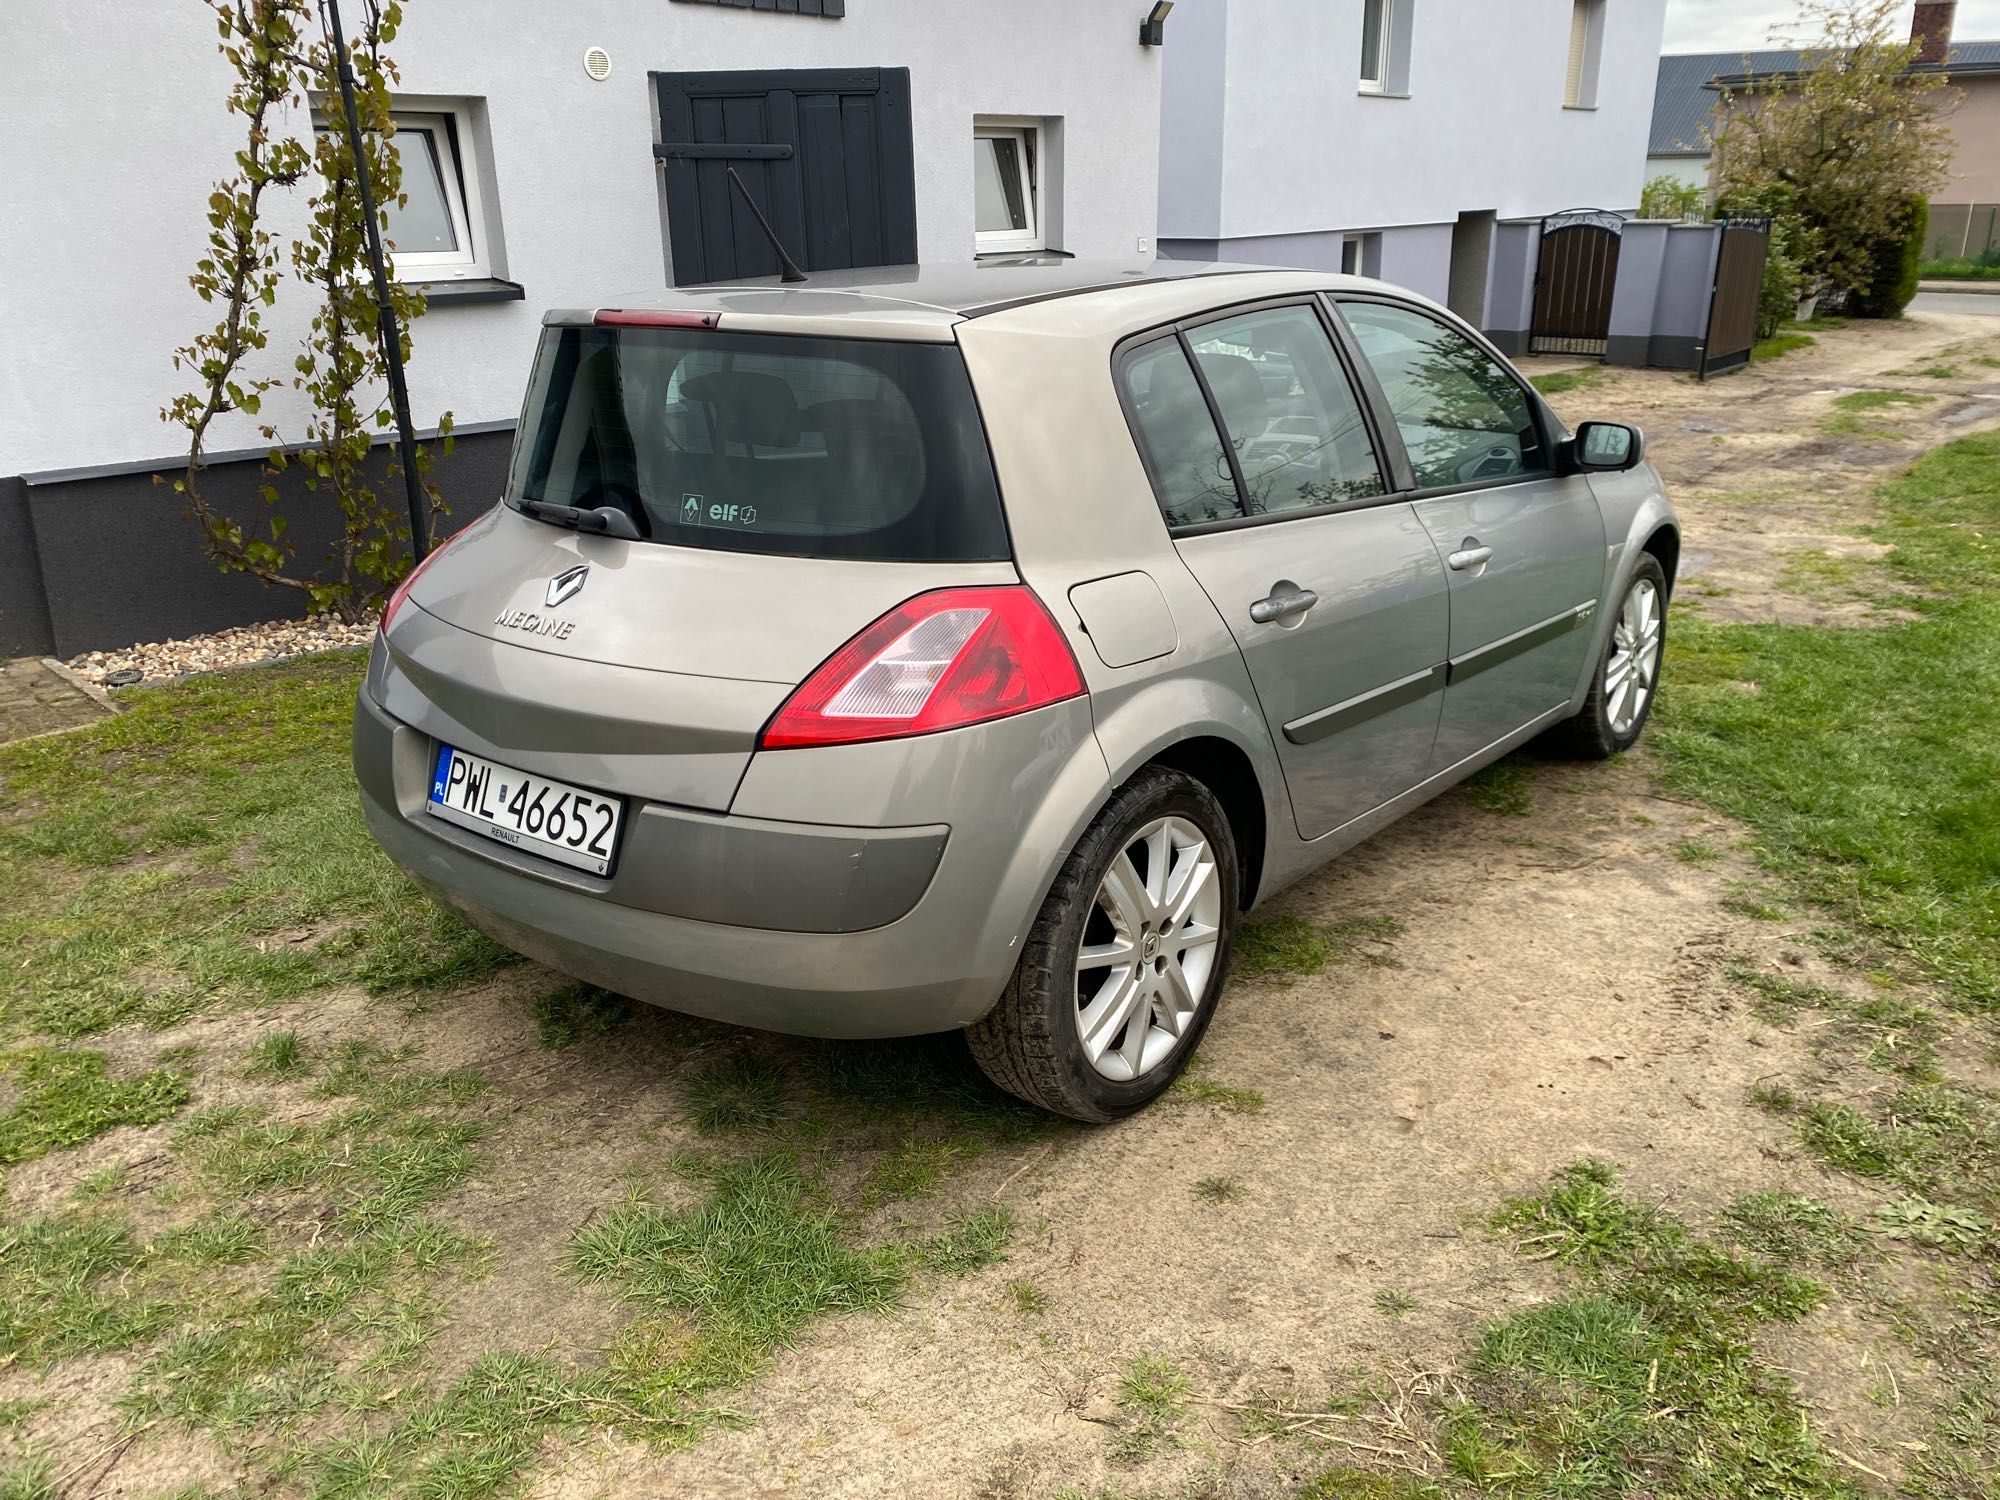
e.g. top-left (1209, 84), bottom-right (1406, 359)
top-left (1448, 546), bottom-right (1494, 571)
top-left (1249, 584), bottom-right (1319, 624)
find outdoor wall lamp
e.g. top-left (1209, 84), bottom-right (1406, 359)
top-left (1140, 1), bottom-right (1173, 46)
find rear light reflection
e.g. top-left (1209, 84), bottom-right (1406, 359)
top-left (760, 586), bottom-right (1085, 750)
top-left (593, 309), bottom-right (719, 330)
top-left (379, 531), bottom-right (461, 635)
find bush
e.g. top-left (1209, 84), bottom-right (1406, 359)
top-left (1855, 195), bottom-right (1928, 318)
top-left (1639, 175), bottom-right (1708, 223)
top-left (1758, 218), bottom-right (1810, 338)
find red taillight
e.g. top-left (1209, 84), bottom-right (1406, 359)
top-left (759, 586), bottom-right (1086, 751)
top-left (380, 533), bottom-right (459, 635)
top-left (594, 309), bottom-right (719, 329)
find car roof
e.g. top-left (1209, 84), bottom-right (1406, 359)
top-left (547, 259), bottom-right (1397, 341)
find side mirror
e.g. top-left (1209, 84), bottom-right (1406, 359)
top-left (1570, 421), bottom-right (1645, 473)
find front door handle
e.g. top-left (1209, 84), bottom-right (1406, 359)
top-left (1449, 545), bottom-right (1494, 572)
top-left (1249, 582), bottom-right (1319, 624)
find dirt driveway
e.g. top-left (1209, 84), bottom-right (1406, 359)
top-left (613, 309), bottom-right (2000, 1498)
top-left (7, 309), bottom-right (1999, 1499)
top-left (1535, 310), bottom-right (2000, 626)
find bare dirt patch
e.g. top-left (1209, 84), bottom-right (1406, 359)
top-left (532, 758), bottom-right (1863, 1499)
top-left (1532, 311), bottom-right (2000, 625)
top-left (11, 314), bottom-right (1991, 1498)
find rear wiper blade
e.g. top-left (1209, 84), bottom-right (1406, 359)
top-left (513, 498), bottom-right (644, 541)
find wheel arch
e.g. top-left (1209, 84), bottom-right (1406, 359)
top-left (1143, 735), bottom-right (1269, 910)
top-left (1641, 521), bottom-right (1681, 601)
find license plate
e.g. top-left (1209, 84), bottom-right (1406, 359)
top-left (425, 745), bottom-right (622, 876)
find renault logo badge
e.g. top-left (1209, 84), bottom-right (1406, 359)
top-left (546, 564), bottom-right (590, 609)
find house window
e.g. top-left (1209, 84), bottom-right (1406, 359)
top-left (385, 110), bottom-right (492, 279)
top-left (975, 122), bottom-right (1041, 254)
top-left (318, 102), bottom-right (497, 283)
top-left (1565, 0), bottom-right (1606, 109)
top-left (1341, 233), bottom-right (1378, 276)
top-left (1360, 0), bottom-right (1394, 91)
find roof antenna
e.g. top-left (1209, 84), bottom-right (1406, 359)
top-left (726, 168), bottom-right (809, 284)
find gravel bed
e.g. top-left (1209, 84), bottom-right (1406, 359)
top-left (66, 616), bottom-right (376, 686)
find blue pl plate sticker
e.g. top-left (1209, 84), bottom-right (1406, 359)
top-left (431, 744), bottom-right (453, 804)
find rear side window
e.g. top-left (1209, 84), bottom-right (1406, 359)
top-left (1121, 341), bottom-right (1241, 527)
top-left (1338, 301), bottom-right (1548, 489)
top-left (509, 326), bottom-right (1009, 562)
top-left (1184, 305), bottom-right (1385, 516)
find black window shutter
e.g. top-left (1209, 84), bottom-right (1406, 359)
top-left (655, 68), bottom-right (915, 285)
top-left (668, 0), bottom-right (847, 17)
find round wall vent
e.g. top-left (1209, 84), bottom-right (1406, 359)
top-left (583, 47), bottom-right (613, 82)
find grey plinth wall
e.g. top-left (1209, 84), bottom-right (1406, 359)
top-left (1606, 221), bottom-right (1723, 372)
top-left (1484, 221), bottom-right (1542, 356)
top-left (4, 430), bottom-right (513, 660)
top-left (1485, 217), bottom-right (1725, 372)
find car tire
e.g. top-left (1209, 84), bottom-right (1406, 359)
top-left (1554, 554), bottom-right (1669, 760)
top-left (966, 765), bottom-right (1239, 1123)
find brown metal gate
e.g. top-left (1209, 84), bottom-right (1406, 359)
top-left (1698, 217), bottom-right (1773, 381)
top-left (1529, 209), bottom-right (1624, 357)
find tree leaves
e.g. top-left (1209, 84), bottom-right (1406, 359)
top-left (164, 0), bottom-right (452, 626)
top-left (1710, 0), bottom-right (1955, 298)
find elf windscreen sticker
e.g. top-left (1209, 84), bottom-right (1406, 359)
top-left (679, 494), bottom-right (759, 528)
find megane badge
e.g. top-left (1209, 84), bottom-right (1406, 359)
top-left (546, 564), bottom-right (590, 609)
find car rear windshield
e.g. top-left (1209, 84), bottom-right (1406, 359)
top-left (507, 324), bottom-right (1010, 562)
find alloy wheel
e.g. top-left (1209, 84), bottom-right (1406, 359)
top-left (1605, 577), bottom-right (1662, 737)
top-left (1074, 815), bottom-right (1224, 1081)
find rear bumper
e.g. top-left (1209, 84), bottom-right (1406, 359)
top-left (353, 688), bottom-right (1106, 1038)
top-left (352, 689), bottom-right (945, 933)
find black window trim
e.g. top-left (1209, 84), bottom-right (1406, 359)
top-left (1322, 291), bottom-right (1569, 504)
top-left (504, 319), bottom-right (1015, 564)
top-left (1111, 293), bottom-right (1408, 540)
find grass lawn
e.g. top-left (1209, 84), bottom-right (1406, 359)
top-left (3, 432), bottom-right (1998, 1495)
top-left (1753, 315), bottom-right (1850, 366)
top-left (1527, 366), bottom-right (1607, 398)
top-left (1919, 259), bottom-right (2000, 282)
top-left (1653, 431), bottom-right (2000, 1011)
top-left (0, 658), bottom-right (1053, 1494)
top-left (1304, 431), bottom-right (2000, 1498)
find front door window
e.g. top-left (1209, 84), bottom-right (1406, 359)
top-left (1340, 302), bottom-right (1548, 490)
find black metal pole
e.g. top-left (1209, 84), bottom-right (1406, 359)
top-left (322, 0), bottom-right (429, 561)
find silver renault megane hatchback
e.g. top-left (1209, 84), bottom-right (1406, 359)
top-left (355, 260), bottom-right (1678, 1121)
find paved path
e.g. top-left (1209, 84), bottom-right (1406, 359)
top-left (1911, 290), bottom-right (2000, 317)
top-left (0, 658), bottom-right (116, 744)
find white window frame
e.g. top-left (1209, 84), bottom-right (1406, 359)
top-left (1341, 233), bottom-right (1378, 277)
top-left (383, 109), bottom-right (486, 279)
top-left (314, 101), bottom-right (493, 282)
top-left (1564, 0), bottom-right (1607, 110)
top-left (974, 121), bottom-right (1043, 255)
top-left (1359, 0), bottom-right (1395, 93)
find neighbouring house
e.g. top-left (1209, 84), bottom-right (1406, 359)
top-left (1645, 3), bottom-right (2000, 260)
top-left (1157, 0), bottom-right (1669, 331)
top-left (0, 0), bottom-right (1165, 659)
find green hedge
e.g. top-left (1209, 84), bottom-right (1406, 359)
top-left (1856, 196), bottom-right (1928, 318)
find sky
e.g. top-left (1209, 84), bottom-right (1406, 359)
top-left (1664, 0), bottom-right (2000, 52)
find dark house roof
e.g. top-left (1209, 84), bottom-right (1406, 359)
top-left (1649, 39), bottom-right (2000, 158)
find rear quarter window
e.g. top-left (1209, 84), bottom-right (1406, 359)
top-left (509, 326), bottom-right (1010, 562)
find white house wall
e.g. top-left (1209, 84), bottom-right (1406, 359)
top-left (1645, 154), bottom-right (1711, 189)
top-left (0, 0), bottom-right (1162, 476)
top-left (1160, 0), bottom-right (1668, 303)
